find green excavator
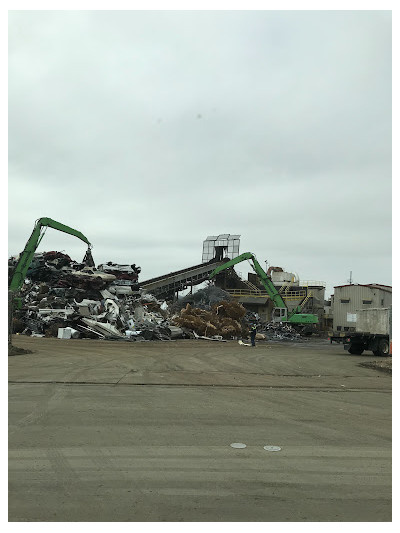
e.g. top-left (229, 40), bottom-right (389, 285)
top-left (209, 252), bottom-right (318, 332)
top-left (9, 217), bottom-right (94, 307)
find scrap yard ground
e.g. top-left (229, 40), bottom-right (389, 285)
top-left (8, 336), bottom-right (392, 522)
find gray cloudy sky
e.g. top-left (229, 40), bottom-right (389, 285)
top-left (8, 10), bottom-right (392, 297)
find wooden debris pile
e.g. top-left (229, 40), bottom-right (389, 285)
top-left (172, 300), bottom-right (249, 339)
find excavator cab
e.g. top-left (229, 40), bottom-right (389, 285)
top-left (272, 307), bottom-right (288, 323)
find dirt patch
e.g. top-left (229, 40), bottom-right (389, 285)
top-left (8, 345), bottom-right (33, 356)
top-left (359, 358), bottom-right (392, 374)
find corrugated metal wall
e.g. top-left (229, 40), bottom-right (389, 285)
top-left (332, 285), bottom-right (392, 331)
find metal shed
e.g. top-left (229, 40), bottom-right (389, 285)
top-left (332, 284), bottom-right (392, 333)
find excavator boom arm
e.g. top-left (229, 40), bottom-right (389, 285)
top-left (209, 251), bottom-right (287, 309)
top-left (248, 255), bottom-right (287, 309)
top-left (209, 252), bottom-right (254, 277)
top-left (38, 218), bottom-right (92, 247)
top-left (9, 217), bottom-right (93, 292)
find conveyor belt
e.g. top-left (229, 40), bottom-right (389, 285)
top-left (140, 259), bottom-right (226, 298)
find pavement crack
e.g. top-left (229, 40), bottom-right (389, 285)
top-left (114, 369), bottom-right (135, 386)
top-left (7, 381), bottom-right (391, 392)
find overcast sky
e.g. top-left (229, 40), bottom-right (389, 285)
top-left (8, 9), bottom-right (392, 298)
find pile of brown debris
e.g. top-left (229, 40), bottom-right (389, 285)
top-left (172, 300), bottom-right (249, 339)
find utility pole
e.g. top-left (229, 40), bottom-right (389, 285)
top-left (347, 271), bottom-right (353, 285)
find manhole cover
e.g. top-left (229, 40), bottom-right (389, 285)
top-left (230, 443), bottom-right (247, 449)
top-left (263, 445), bottom-right (281, 452)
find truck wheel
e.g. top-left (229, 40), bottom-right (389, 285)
top-left (348, 345), bottom-right (364, 355)
top-left (375, 339), bottom-right (390, 357)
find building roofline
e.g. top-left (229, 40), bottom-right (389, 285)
top-left (334, 283), bottom-right (392, 293)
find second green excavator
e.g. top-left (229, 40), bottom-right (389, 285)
top-left (209, 252), bottom-right (318, 332)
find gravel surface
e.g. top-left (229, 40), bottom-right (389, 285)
top-left (359, 358), bottom-right (392, 374)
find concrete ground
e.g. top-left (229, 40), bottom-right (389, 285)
top-left (8, 336), bottom-right (392, 522)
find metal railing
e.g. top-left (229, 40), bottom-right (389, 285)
top-left (242, 280), bottom-right (261, 292)
top-left (226, 289), bottom-right (308, 300)
top-left (299, 281), bottom-right (326, 288)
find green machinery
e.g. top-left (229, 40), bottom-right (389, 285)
top-left (209, 252), bottom-right (318, 329)
top-left (9, 217), bottom-right (94, 305)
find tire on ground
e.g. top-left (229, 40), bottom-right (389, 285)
top-left (375, 338), bottom-right (390, 357)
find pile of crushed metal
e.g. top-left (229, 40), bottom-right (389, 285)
top-left (9, 251), bottom-right (175, 342)
top-left (9, 253), bottom-right (303, 343)
top-left (259, 322), bottom-right (302, 341)
top-left (9, 255), bottom-right (246, 342)
top-left (238, 310), bottom-right (302, 342)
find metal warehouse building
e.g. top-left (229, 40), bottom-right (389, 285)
top-left (332, 284), bottom-right (392, 333)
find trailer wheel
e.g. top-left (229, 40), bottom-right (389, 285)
top-left (348, 345), bottom-right (364, 355)
top-left (374, 339), bottom-right (390, 357)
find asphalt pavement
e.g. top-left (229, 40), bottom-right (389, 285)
top-left (8, 336), bottom-right (392, 522)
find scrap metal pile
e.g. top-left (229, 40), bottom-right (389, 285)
top-left (9, 253), bottom-right (249, 342)
top-left (9, 253), bottom-right (302, 342)
top-left (170, 285), bottom-right (234, 311)
top-left (244, 311), bottom-right (302, 341)
top-left (9, 251), bottom-right (176, 341)
top-left (260, 322), bottom-right (302, 341)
